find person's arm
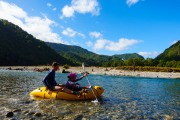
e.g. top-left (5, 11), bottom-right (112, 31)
top-left (74, 72), bottom-right (88, 82)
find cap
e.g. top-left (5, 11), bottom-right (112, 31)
top-left (68, 73), bottom-right (77, 78)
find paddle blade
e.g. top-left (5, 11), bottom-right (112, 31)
top-left (82, 63), bottom-right (85, 71)
top-left (91, 99), bottom-right (99, 103)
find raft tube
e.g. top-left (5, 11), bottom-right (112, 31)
top-left (30, 86), bottom-right (104, 100)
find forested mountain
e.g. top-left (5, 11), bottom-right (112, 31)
top-left (0, 19), bottom-right (73, 66)
top-left (46, 42), bottom-right (112, 66)
top-left (113, 53), bottom-right (144, 60)
top-left (1, 19), bottom-right (179, 68)
top-left (46, 42), bottom-right (144, 66)
top-left (156, 41), bottom-right (180, 61)
top-left (0, 19), bottom-right (144, 66)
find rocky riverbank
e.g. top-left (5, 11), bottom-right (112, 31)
top-left (0, 66), bottom-right (180, 79)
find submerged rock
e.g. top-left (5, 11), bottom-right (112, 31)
top-left (62, 69), bottom-right (70, 73)
top-left (50, 116), bottom-right (59, 119)
top-left (23, 110), bottom-right (29, 114)
top-left (13, 109), bottom-right (21, 112)
top-left (74, 115), bottom-right (84, 120)
top-left (27, 111), bottom-right (35, 116)
top-left (164, 115), bottom-right (173, 120)
top-left (34, 112), bottom-right (42, 117)
top-left (6, 111), bottom-right (14, 118)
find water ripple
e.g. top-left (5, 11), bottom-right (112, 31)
top-left (0, 70), bottom-right (179, 119)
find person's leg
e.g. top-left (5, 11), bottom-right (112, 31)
top-left (78, 86), bottom-right (91, 93)
top-left (55, 85), bottom-right (81, 95)
top-left (82, 85), bottom-right (91, 89)
top-left (54, 86), bottom-right (71, 93)
top-left (48, 90), bottom-right (52, 95)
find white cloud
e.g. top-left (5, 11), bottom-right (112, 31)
top-left (62, 27), bottom-right (85, 38)
top-left (72, 0), bottom-right (100, 15)
top-left (62, 28), bottom-right (76, 37)
top-left (126, 0), bottom-right (139, 7)
top-left (47, 3), bottom-right (57, 11)
top-left (94, 39), bottom-right (108, 50)
top-left (61, 5), bottom-right (75, 18)
top-left (61, 0), bottom-right (100, 19)
top-left (47, 3), bottom-right (52, 7)
top-left (78, 32), bottom-right (86, 38)
top-left (138, 51), bottom-right (160, 58)
top-left (0, 1), bottom-right (63, 43)
top-left (89, 31), bottom-right (102, 38)
top-left (52, 8), bottom-right (57, 11)
top-left (94, 38), bottom-right (141, 51)
top-left (86, 41), bottom-right (93, 47)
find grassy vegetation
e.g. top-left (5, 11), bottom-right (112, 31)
top-left (116, 66), bottom-right (180, 72)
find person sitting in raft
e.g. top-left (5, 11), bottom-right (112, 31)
top-left (66, 72), bottom-right (91, 91)
top-left (42, 62), bottom-right (81, 95)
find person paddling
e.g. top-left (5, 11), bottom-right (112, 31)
top-left (42, 62), bottom-right (81, 95)
top-left (66, 72), bottom-right (91, 91)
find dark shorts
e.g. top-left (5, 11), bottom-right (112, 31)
top-left (47, 86), bottom-right (56, 91)
top-left (72, 87), bottom-right (82, 91)
top-left (66, 86), bottom-right (82, 91)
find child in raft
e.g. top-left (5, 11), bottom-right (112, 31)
top-left (66, 72), bottom-right (91, 92)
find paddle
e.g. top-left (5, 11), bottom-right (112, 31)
top-left (82, 63), bottom-right (98, 103)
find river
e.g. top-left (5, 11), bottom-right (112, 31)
top-left (0, 70), bottom-right (179, 119)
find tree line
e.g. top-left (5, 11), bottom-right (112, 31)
top-left (101, 58), bottom-right (180, 68)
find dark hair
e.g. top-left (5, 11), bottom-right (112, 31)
top-left (52, 62), bottom-right (59, 67)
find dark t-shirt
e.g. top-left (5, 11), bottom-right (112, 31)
top-left (42, 70), bottom-right (57, 89)
top-left (65, 78), bottom-right (83, 91)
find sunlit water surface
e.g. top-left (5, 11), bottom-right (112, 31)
top-left (0, 70), bottom-right (179, 119)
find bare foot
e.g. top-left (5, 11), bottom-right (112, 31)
top-left (48, 90), bottom-right (52, 95)
top-left (88, 85), bottom-right (92, 88)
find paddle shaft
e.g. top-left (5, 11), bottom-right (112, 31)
top-left (82, 64), bottom-right (98, 101)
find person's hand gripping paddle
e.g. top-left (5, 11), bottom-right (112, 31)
top-left (82, 63), bottom-right (98, 103)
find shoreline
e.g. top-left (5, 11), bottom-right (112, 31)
top-left (0, 66), bottom-right (180, 79)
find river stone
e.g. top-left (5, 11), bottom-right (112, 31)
top-left (24, 118), bottom-right (35, 120)
top-left (6, 112), bottom-right (14, 118)
top-left (10, 118), bottom-right (17, 120)
top-left (13, 109), bottom-right (21, 112)
top-left (34, 112), bottom-right (42, 117)
top-left (27, 111), bottom-right (35, 116)
top-left (82, 118), bottom-right (87, 120)
top-left (74, 115), bottom-right (83, 120)
top-left (164, 115), bottom-right (173, 119)
top-left (23, 110), bottom-right (29, 114)
top-left (42, 116), bottom-right (49, 120)
top-left (51, 116), bottom-right (59, 119)
top-left (23, 100), bottom-right (33, 104)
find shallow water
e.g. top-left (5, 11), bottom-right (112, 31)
top-left (0, 70), bottom-right (179, 119)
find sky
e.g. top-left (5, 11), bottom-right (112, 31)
top-left (0, 0), bottom-right (180, 58)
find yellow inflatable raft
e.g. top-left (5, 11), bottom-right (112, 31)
top-left (30, 86), bottom-right (104, 100)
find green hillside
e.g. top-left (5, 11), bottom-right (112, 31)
top-left (46, 42), bottom-right (112, 66)
top-left (2, 19), bottom-right (179, 68)
top-left (155, 40), bottom-right (180, 67)
top-left (46, 42), bottom-right (144, 66)
top-left (0, 19), bottom-right (72, 66)
top-left (156, 41), bottom-right (180, 61)
top-left (113, 53), bottom-right (144, 60)
top-left (0, 19), bottom-right (144, 67)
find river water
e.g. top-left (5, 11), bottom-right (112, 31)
top-left (0, 70), bottom-right (179, 119)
